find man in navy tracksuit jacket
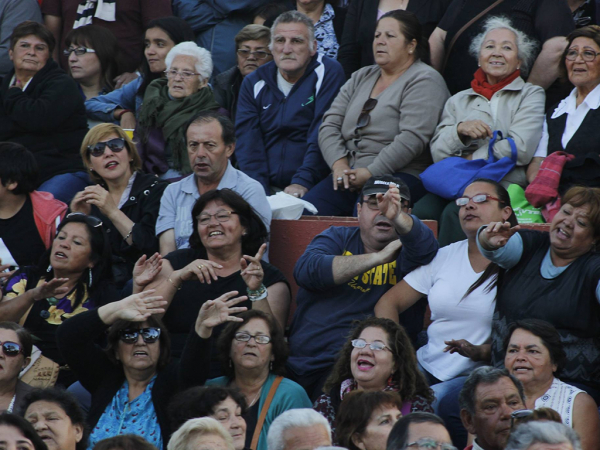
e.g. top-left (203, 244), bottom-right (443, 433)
top-left (234, 11), bottom-right (346, 197)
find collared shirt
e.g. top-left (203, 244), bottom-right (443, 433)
top-left (9, 75), bottom-right (33, 91)
top-left (155, 161), bottom-right (272, 250)
top-left (534, 83), bottom-right (600, 157)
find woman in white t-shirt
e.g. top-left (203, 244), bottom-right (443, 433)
top-left (375, 178), bottom-right (516, 407)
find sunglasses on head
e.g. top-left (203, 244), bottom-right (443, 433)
top-left (87, 138), bottom-right (126, 157)
top-left (119, 327), bottom-right (161, 344)
top-left (0, 341), bottom-right (23, 357)
top-left (65, 212), bottom-right (103, 227)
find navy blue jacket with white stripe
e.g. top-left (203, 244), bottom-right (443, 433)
top-left (235, 53), bottom-right (346, 193)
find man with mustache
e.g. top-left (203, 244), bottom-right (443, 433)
top-left (287, 175), bottom-right (438, 400)
top-left (234, 10), bottom-right (345, 198)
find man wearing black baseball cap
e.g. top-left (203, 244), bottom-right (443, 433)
top-left (287, 175), bottom-right (438, 400)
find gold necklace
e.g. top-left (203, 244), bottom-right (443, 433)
top-left (247, 386), bottom-right (263, 407)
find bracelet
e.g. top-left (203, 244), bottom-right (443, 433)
top-left (116, 109), bottom-right (133, 120)
top-left (124, 226), bottom-right (134, 241)
top-left (247, 284), bottom-right (267, 302)
top-left (167, 277), bottom-right (181, 291)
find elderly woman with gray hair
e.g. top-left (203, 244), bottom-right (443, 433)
top-left (168, 417), bottom-right (235, 450)
top-left (414, 16), bottom-right (546, 246)
top-left (506, 421), bottom-right (583, 450)
top-left (136, 42), bottom-right (219, 180)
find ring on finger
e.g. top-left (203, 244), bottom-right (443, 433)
top-left (197, 264), bottom-right (204, 270)
top-left (336, 177), bottom-right (343, 182)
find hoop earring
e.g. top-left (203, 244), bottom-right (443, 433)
top-left (46, 264), bottom-right (52, 273)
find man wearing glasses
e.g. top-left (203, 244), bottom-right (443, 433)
top-left (234, 10), bottom-right (345, 198)
top-left (287, 175), bottom-right (438, 400)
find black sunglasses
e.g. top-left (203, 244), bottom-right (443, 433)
top-left (0, 341), bottom-right (23, 357)
top-left (87, 138), bottom-right (126, 157)
top-left (355, 98), bottom-right (378, 133)
top-left (65, 212), bottom-right (103, 227)
top-left (119, 327), bottom-right (161, 344)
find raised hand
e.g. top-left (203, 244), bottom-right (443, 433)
top-left (69, 191), bottom-right (92, 215)
top-left (133, 253), bottom-right (163, 289)
top-left (376, 183), bottom-right (401, 221)
top-left (443, 339), bottom-right (490, 362)
top-left (178, 259), bottom-right (222, 284)
top-left (376, 239), bottom-right (402, 265)
top-left (241, 244), bottom-right (267, 291)
top-left (31, 278), bottom-right (70, 301)
top-left (80, 185), bottom-right (117, 217)
top-left (109, 290), bottom-right (166, 323)
top-left (195, 291), bottom-right (248, 338)
top-left (480, 221), bottom-right (521, 250)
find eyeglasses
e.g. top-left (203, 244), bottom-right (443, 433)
top-left (119, 327), bottom-right (161, 344)
top-left (455, 194), bottom-right (504, 207)
top-left (237, 49), bottom-right (271, 60)
top-left (63, 47), bottom-right (96, 56)
top-left (197, 210), bottom-right (237, 225)
top-left (510, 409), bottom-right (533, 428)
top-left (351, 338), bottom-right (390, 352)
top-left (234, 332), bottom-right (271, 344)
top-left (406, 438), bottom-right (458, 450)
top-left (0, 341), bottom-right (23, 357)
top-left (566, 48), bottom-right (600, 62)
top-left (363, 197), bottom-right (409, 212)
top-left (354, 97), bottom-right (378, 138)
top-left (164, 69), bottom-right (201, 80)
top-left (87, 138), bottom-right (126, 157)
top-left (65, 212), bottom-right (103, 227)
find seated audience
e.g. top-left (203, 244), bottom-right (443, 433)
top-left (235, 11), bottom-right (345, 197)
top-left (0, 21), bottom-right (88, 204)
top-left (23, 388), bottom-right (88, 450)
top-left (152, 188), bottom-right (287, 357)
top-left (64, 26), bottom-right (120, 103)
top-left (267, 409), bottom-right (332, 450)
top-left (136, 42), bottom-right (219, 180)
top-left (0, 142), bottom-right (66, 269)
top-left (85, 17), bottom-right (194, 128)
top-left (530, 26), bottom-right (600, 192)
top-left (376, 179), bottom-right (517, 405)
top-left (418, 17), bottom-right (544, 246)
top-left (155, 112), bottom-right (270, 255)
top-left (338, 0), bottom-right (450, 79)
top-left (459, 367), bottom-right (526, 450)
top-left (56, 291), bottom-right (207, 449)
top-left (213, 25), bottom-right (272, 122)
top-left (506, 421), bottom-right (583, 450)
top-left (196, 307), bottom-right (312, 450)
top-left (429, 0), bottom-right (574, 95)
top-left (314, 317), bottom-right (434, 438)
top-left (477, 186), bottom-right (600, 402)
top-left (0, 323), bottom-right (34, 414)
top-left (309, 10), bottom-right (449, 215)
top-left (70, 124), bottom-right (167, 289)
top-left (0, 213), bottom-right (117, 385)
top-left (294, 0), bottom-right (346, 58)
top-left (287, 177), bottom-right (437, 399)
top-left (385, 412), bottom-right (456, 450)
top-left (168, 418), bottom-right (234, 450)
top-left (41, 0), bottom-right (171, 83)
top-left (0, 412), bottom-right (47, 450)
top-left (93, 435), bottom-right (158, 450)
top-left (0, 0), bottom-right (41, 77)
top-left (168, 387), bottom-right (247, 450)
top-left (503, 319), bottom-right (599, 450)
top-left (335, 391), bottom-right (402, 450)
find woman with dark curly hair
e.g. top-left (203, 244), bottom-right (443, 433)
top-left (314, 317), bottom-right (433, 438)
top-left (0, 412), bottom-right (48, 450)
top-left (144, 189), bottom-right (290, 361)
top-left (193, 306), bottom-right (311, 450)
top-left (23, 388), bottom-right (88, 450)
top-left (336, 391), bottom-right (403, 450)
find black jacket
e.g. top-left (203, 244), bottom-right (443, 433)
top-left (213, 66), bottom-right (244, 123)
top-left (57, 309), bottom-right (207, 449)
top-left (90, 173), bottom-right (168, 288)
top-left (0, 59), bottom-right (87, 183)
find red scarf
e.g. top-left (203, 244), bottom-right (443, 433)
top-left (470, 68), bottom-right (521, 100)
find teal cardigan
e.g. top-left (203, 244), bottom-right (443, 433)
top-left (207, 373), bottom-right (312, 450)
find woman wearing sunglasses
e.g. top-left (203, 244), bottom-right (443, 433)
top-left (64, 26), bottom-right (120, 103)
top-left (304, 10), bottom-right (449, 216)
top-left (71, 124), bottom-right (167, 289)
top-left (0, 213), bottom-right (116, 386)
top-left (193, 307), bottom-right (311, 450)
top-left (376, 180), bottom-right (516, 412)
top-left (56, 289), bottom-right (223, 450)
top-left (0, 323), bottom-right (34, 414)
top-left (314, 317), bottom-right (433, 441)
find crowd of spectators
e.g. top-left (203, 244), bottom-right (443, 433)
top-left (0, 1), bottom-right (599, 450)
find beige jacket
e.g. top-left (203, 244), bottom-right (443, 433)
top-left (430, 77), bottom-right (545, 187)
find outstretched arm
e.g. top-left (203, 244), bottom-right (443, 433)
top-left (375, 280), bottom-right (424, 323)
